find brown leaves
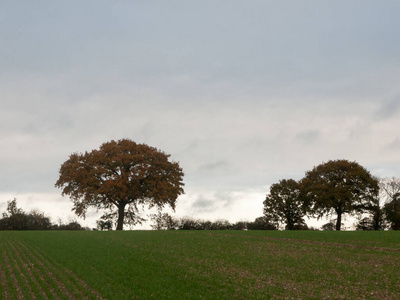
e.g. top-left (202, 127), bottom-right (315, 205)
top-left (55, 139), bottom-right (184, 229)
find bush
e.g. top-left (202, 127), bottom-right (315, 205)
top-left (0, 199), bottom-right (86, 231)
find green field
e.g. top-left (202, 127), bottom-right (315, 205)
top-left (1, 231), bottom-right (399, 299)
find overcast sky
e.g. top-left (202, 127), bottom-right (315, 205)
top-left (1, 1), bottom-right (400, 229)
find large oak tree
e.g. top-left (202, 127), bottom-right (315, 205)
top-left (299, 159), bottom-right (379, 231)
top-left (55, 139), bottom-right (184, 230)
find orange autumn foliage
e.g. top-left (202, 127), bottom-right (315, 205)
top-left (55, 139), bottom-right (184, 230)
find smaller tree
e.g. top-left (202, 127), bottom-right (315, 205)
top-left (379, 177), bottom-right (400, 204)
top-left (0, 199), bottom-right (51, 230)
top-left (64, 221), bottom-right (85, 230)
top-left (264, 179), bottom-right (306, 230)
top-left (379, 177), bottom-right (400, 230)
top-left (199, 220), bottom-right (213, 230)
top-left (355, 216), bottom-right (376, 231)
top-left (210, 219), bottom-right (232, 230)
top-left (231, 221), bottom-right (248, 230)
top-left (149, 211), bottom-right (178, 230)
top-left (383, 193), bottom-right (400, 230)
top-left (26, 209), bottom-right (52, 230)
top-left (4, 198), bottom-right (23, 216)
top-left (321, 221), bottom-right (336, 231)
top-left (0, 199), bottom-right (27, 230)
top-left (353, 176), bottom-right (391, 231)
top-left (178, 217), bottom-right (204, 230)
top-left (355, 201), bottom-right (386, 230)
top-left (96, 219), bottom-right (113, 231)
top-left (247, 217), bottom-right (277, 230)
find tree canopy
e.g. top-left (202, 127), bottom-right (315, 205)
top-left (0, 199), bottom-right (52, 230)
top-left (263, 179), bottom-right (306, 230)
top-left (379, 177), bottom-right (400, 204)
top-left (299, 159), bottom-right (379, 231)
top-left (55, 139), bottom-right (185, 230)
top-left (383, 192), bottom-right (400, 230)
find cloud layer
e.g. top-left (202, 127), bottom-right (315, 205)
top-left (1, 1), bottom-right (400, 227)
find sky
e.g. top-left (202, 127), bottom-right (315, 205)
top-left (1, 1), bottom-right (400, 229)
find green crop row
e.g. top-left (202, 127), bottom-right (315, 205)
top-left (1, 230), bottom-right (399, 299)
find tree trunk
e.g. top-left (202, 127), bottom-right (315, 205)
top-left (336, 211), bottom-right (342, 231)
top-left (286, 217), bottom-right (294, 230)
top-left (373, 207), bottom-right (382, 230)
top-left (116, 202), bottom-right (127, 231)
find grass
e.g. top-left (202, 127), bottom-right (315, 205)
top-left (0, 230), bottom-right (399, 299)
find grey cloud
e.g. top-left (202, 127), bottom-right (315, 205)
top-left (2, 1), bottom-right (400, 227)
top-left (2, 1), bottom-right (399, 90)
top-left (197, 160), bottom-right (231, 173)
top-left (190, 192), bottom-right (236, 214)
top-left (295, 130), bottom-right (321, 145)
top-left (376, 98), bottom-right (400, 120)
top-left (384, 137), bottom-right (400, 152)
top-left (191, 195), bottom-right (217, 213)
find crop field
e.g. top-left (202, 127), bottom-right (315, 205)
top-left (0, 231), bottom-right (399, 299)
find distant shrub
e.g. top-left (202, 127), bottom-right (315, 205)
top-left (0, 199), bottom-right (51, 230)
top-left (0, 199), bottom-right (86, 231)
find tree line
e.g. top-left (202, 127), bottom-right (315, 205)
top-left (147, 212), bottom-right (278, 231)
top-left (263, 160), bottom-right (400, 231)
top-left (55, 140), bottom-right (400, 231)
top-left (0, 199), bottom-right (86, 230)
top-left (4, 139), bottom-right (400, 231)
